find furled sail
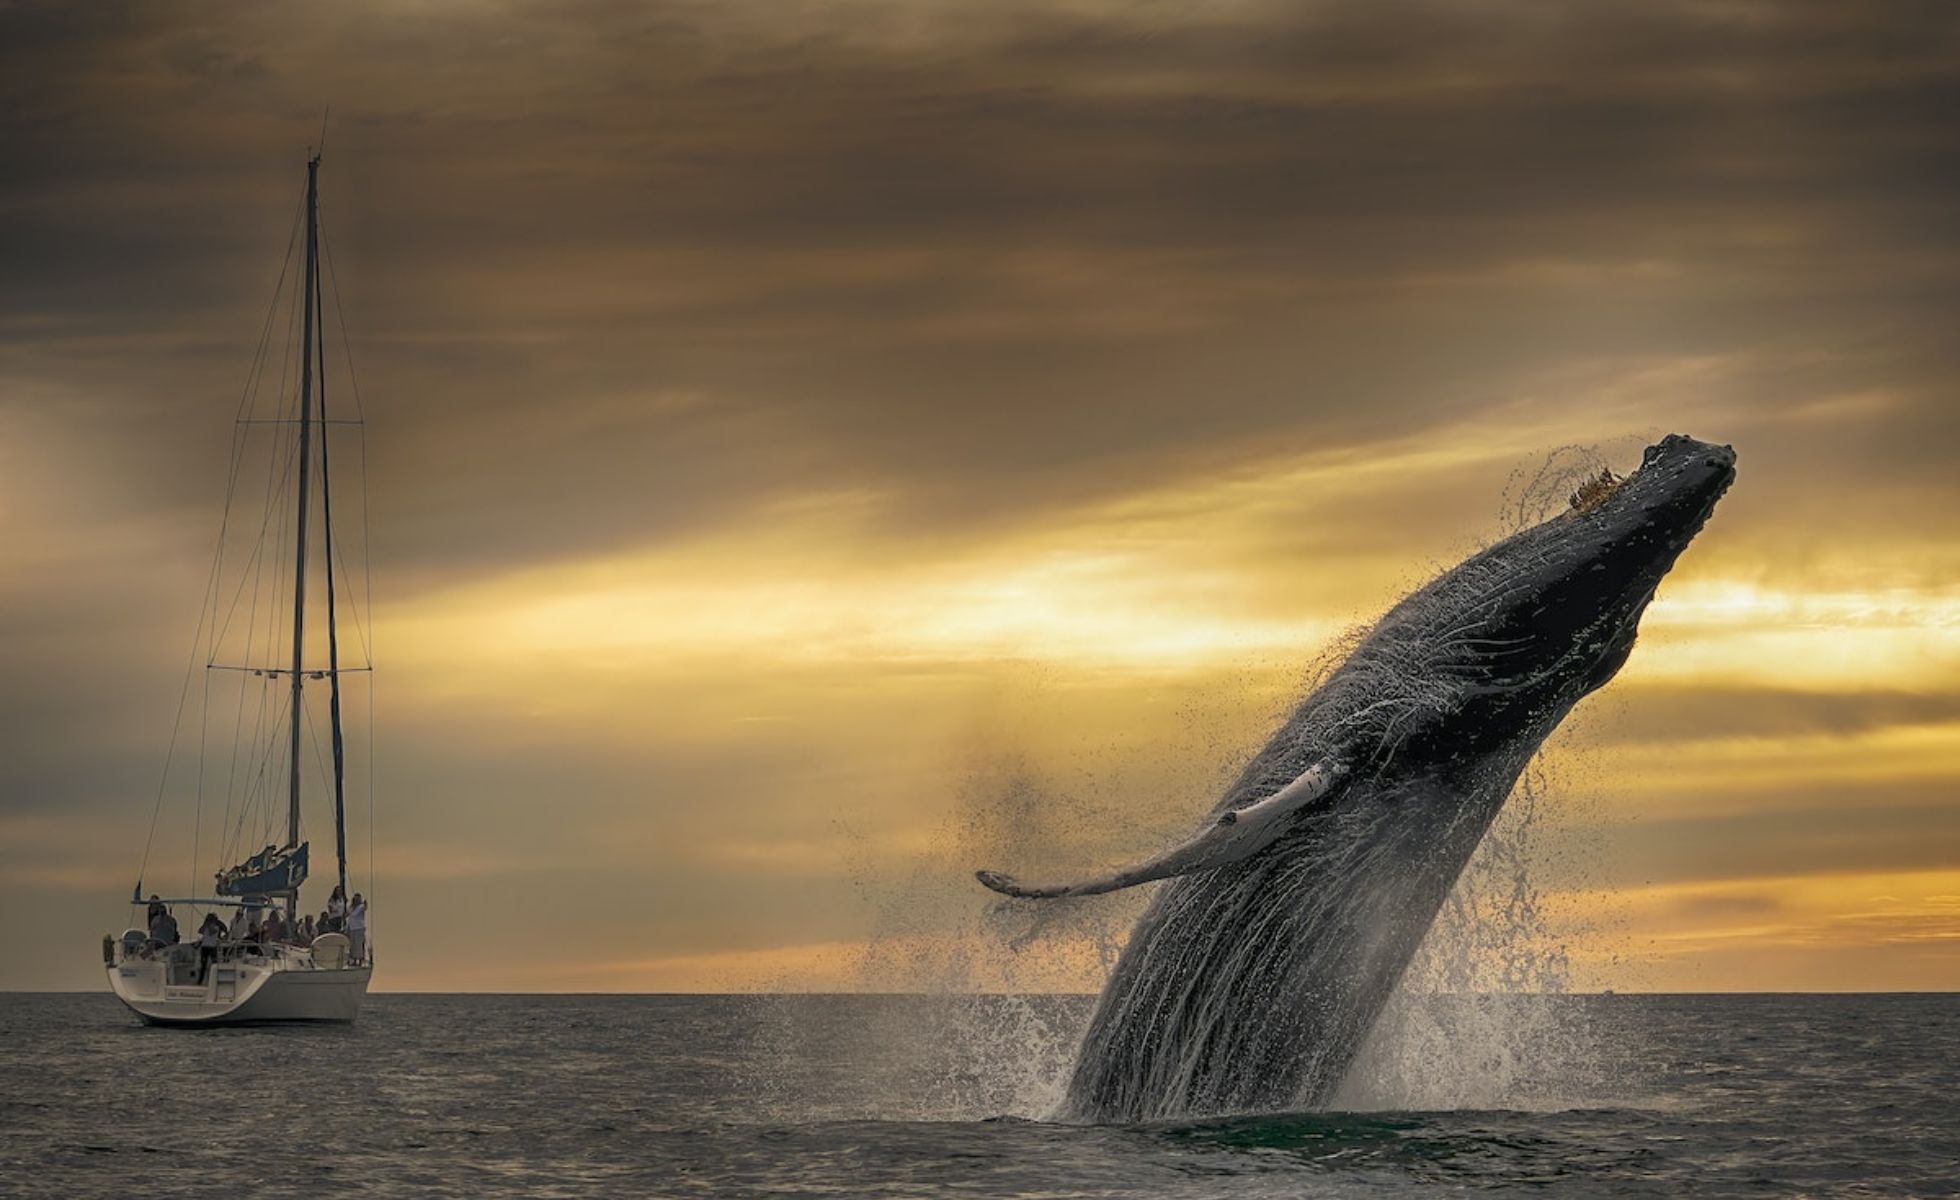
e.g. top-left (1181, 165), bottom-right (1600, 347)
top-left (216, 841), bottom-right (309, 896)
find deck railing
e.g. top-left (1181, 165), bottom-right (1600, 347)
top-left (111, 933), bottom-right (369, 971)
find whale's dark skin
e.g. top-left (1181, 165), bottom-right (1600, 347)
top-left (983, 434), bottom-right (1736, 1122)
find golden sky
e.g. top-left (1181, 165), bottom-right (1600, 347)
top-left (2, 0), bottom-right (1957, 992)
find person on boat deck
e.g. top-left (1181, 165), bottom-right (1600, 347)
top-left (262, 907), bottom-right (287, 944)
top-left (348, 894), bottom-right (367, 963)
top-left (327, 884), bottom-right (348, 933)
top-left (228, 904), bottom-right (251, 943)
top-left (148, 906), bottom-right (179, 949)
top-left (294, 915), bottom-right (314, 947)
top-left (146, 894), bottom-right (166, 926)
top-left (196, 913), bottom-right (225, 983)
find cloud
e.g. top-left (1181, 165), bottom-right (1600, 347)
top-left (3, 0), bottom-right (1958, 990)
top-left (1547, 869), bottom-right (1960, 990)
top-left (6, 0), bottom-right (1958, 577)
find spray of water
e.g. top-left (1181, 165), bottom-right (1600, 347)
top-left (780, 678), bottom-right (1291, 1121)
top-left (1338, 764), bottom-right (1591, 1111)
top-left (734, 746), bottom-right (1154, 1121)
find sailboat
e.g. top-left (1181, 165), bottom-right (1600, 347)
top-left (106, 151), bottom-right (375, 1024)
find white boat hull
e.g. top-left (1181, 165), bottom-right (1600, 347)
top-left (108, 946), bottom-right (371, 1026)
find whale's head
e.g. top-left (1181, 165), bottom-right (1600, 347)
top-left (974, 433), bottom-right (1736, 909)
top-left (1420, 432), bottom-right (1737, 723)
top-left (1539, 432), bottom-right (1734, 687)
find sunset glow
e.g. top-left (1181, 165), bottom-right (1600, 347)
top-left (3, 0), bottom-right (1956, 996)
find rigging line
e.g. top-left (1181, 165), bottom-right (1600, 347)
top-left (223, 684), bottom-right (291, 867)
top-left (134, 200), bottom-right (305, 890)
top-left (326, 503), bottom-right (372, 665)
top-left (207, 441), bottom-right (301, 656)
top-left (259, 687), bottom-right (294, 851)
top-left (357, 392), bottom-right (375, 672)
top-left (319, 220), bottom-right (366, 423)
top-left (318, 224), bottom-right (376, 666)
top-left (191, 396), bottom-right (271, 901)
top-left (145, 601), bottom-right (214, 904)
top-left (227, 363), bottom-right (304, 861)
top-left (191, 614), bottom-right (212, 904)
top-left (322, 212), bottom-right (377, 905)
top-left (221, 373), bottom-right (302, 810)
top-left (222, 548), bottom-right (290, 848)
top-left (219, 675), bottom-right (259, 867)
top-left (215, 668), bottom-right (246, 872)
top-left (229, 623), bottom-right (279, 858)
top-left (321, 236), bottom-right (376, 684)
top-left (208, 404), bottom-right (300, 649)
top-left (207, 665), bottom-right (371, 676)
top-left (302, 688), bottom-right (339, 831)
top-left (363, 516), bottom-right (374, 907)
top-left (209, 230), bottom-right (308, 654)
top-left (228, 189), bottom-right (305, 434)
top-left (315, 245), bottom-right (351, 895)
top-left (367, 672), bottom-right (375, 906)
top-left (330, 532), bottom-right (370, 663)
top-left (136, 427), bottom-right (253, 885)
top-left (217, 529), bottom-right (269, 824)
top-left (315, 444), bottom-right (372, 663)
top-left (262, 428), bottom-right (298, 860)
top-left (241, 190), bottom-right (306, 413)
top-left (325, 226), bottom-right (380, 675)
top-left (212, 186), bottom-right (303, 523)
top-left (259, 739), bottom-right (279, 851)
top-left (206, 188), bottom-right (306, 617)
top-left (228, 678), bottom-right (290, 829)
top-left (209, 294), bottom-right (299, 660)
top-left (217, 512), bottom-right (271, 658)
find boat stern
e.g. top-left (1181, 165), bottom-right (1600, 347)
top-left (107, 940), bottom-right (369, 1025)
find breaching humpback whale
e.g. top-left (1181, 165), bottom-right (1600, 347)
top-left (977, 433), bottom-right (1736, 1122)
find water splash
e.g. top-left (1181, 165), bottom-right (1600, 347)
top-left (1500, 444), bottom-right (1618, 533)
top-left (736, 752), bottom-right (1149, 1122)
top-left (1334, 763), bottom-right (1625, 1111)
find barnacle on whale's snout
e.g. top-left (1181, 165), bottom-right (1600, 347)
top-left (1568, 467), bottom-right (1625, 512)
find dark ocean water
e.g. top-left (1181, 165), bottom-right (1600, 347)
top-left (1, 992), bottom-right (1954, 1198)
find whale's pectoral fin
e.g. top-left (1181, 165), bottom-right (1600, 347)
top-left (974, 760), bottom-right (1345, 901)
top-left (975, 869), bottom-right (1075, 900)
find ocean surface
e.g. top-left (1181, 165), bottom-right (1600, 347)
top-left (2, 992), bottom-right (1955, 1197)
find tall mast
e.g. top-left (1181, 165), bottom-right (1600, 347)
top-left (287, 152), bottom-right (321, 862)
top-left (318, 217), bottom-right (351, 899)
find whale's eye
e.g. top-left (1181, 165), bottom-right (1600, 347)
top-left (1568, 467), bottom-right (1625, 512)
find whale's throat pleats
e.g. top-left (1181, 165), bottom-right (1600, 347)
top-left (975, 760), bottom-right (1347, 900)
